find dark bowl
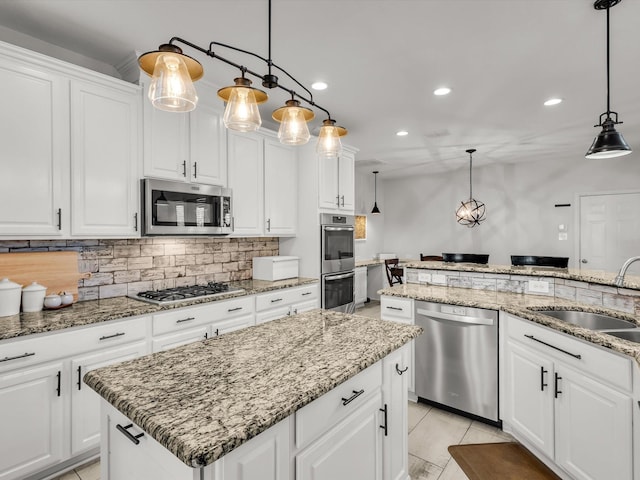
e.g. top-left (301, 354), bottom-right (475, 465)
top-left (511, 256), bottom-right (569, 268)
top-left (442, 253), bottom-right (490, 264)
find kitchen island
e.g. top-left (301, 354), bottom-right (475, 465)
top-left (84, 309), bottom-right (422, 480)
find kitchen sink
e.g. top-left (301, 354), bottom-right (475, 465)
top-left (538, 310), bottom-right (638, 330)
top-left (606, 330), bottom-right (640, 343)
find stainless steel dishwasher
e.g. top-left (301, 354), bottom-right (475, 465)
top-left (414, 301), bottom-right (499, 424)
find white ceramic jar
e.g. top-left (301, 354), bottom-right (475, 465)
top-left (0, 278), bottom-right (22, 317)
top-left (44, 295), bottom-right (62, 309)
top-left (22, 282), bottom-right (47, 312)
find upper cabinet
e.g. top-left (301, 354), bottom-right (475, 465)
top-left (142, 80), bottom-right (227, 187)
top-left (264, 138), bottom-right (297, 236)
top-left (0, 41), bottom-right (142, 239)
top-left (318, 149), bottom-right (355, 213)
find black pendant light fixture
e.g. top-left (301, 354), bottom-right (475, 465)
top-left (456, 149), bottom-right (486, 227)
top-left (585, 0), bottom-right (632, 159)
top-left (371, 171), bottom-right (381, 215)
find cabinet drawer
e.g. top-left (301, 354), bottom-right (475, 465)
top-left (0, 316), bottom-right (149, 374)
top-left (205, 296), bottom-right (254, 321)
top-left (295, 361), bottom-right (382, 448)
top-left (289, 284), bottom-right (318, 303)
top-left (381, 296), bottom-right (413, 322)
top-left (255, 284), bottom-right (318, 312)
top-left (506, 314), bottom-right (632, 392)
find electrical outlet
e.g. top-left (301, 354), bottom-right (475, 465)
top-left (418, 272), bottom-right (431, 283)
top-left (529, 280), bottom-right (550, 294)
top-left (431, 274), bottom-right (447, 285)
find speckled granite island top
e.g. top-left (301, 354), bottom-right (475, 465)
top-left (0, 277), bottom-right (318, 341)
top-left (84, 310), bottom-right (422, 468)
top-left (379, 283), bottom-right (640, 365)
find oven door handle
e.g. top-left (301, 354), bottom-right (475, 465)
top-left (323, 226), bottom-right (354, 232)
top-left (324, 272), bottom-right (355, 281)
top-left (416, 308), bottom-right (495, 326)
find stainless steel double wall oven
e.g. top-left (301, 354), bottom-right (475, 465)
top-left (320, 214), bottom-right (355, 313)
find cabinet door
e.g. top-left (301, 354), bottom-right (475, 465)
top-left (555, 366), bottom-right (633, 480)
top-left (264, 139), bottom-right (297, 235)
top-left (70, 79), bottom-right (141, 237)
top-left (0, 57), bottom-right (69, 236)
top-left (219, 416), bottom-right (290, 480)
top-left (227, 131), bottom-right (264, 235)
top-left (152, 326), bottom-right (209, 352)
top-left (382, 344), bottom-right (410, 480)
top-left (318, 155), bottom-right (339, 210)
top-left (338, 151), bottom-right (355, 211)
top-left (70, 341), bottom-right (147, 455)
top-left (190, 95), bottom-right (227, 186)
top-left (0, 361), bottom-right (65, 480)
top-left (354, 267), bottom-right (368, 306)
top-left (503, 341), bottom-right (554, 459)
top-left (142, 80), bottom-right (190, 181)
top-left (296, 391), bottom-right (383, 480)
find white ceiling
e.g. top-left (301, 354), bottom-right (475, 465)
top-left (0, 0), bottom-right (638, 178)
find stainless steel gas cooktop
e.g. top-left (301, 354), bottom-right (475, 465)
top-left (131, 282), bottom-right (244, 306)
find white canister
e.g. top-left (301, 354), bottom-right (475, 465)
top-left (22, 282), bottom-right (47, 313)
top-left (0, 278), bottom-right (22, 317)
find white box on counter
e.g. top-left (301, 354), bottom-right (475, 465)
top-left (252, 256), bottom-right (299, 281)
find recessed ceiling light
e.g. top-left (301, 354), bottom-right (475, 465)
top-left (544, 98), bottom-right (563, 106)
top-left (396, 130), bottom-right (409, 136)
top-left (311, 81), bottom-right (328, 91)
top-left (433, 87), bottom-right (451, 96)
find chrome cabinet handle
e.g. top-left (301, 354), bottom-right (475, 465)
top-left (176, 317), bottom-right (196, 324)
top-left (193, 161), bottom-right (198, 178)
top-left (116, 424), bottom-right (144, 445)
top-left (134, 212), bottom-right (138, 232)
top-left (267, 218), bottom-right (271, 232)
top-left (0, 352), bottom-right (35, 363)
top-left (99, 332), bottom-right (125, 341)
top-left (57, 208), bottom-right (62, 230)
top-left (524, 334), bottom-right (582, 359)
top-left (341, 389), bottom-right (364, 406)
top-left (336, 195), bottom-right (340, 206)
top-left (182, 160), bottom-right (187, 177)
top-left (341, 195), bottom-right (345, 206)
top-left (395, 363), bottom-right (408, 375)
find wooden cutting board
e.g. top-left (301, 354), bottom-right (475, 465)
top-left (0, 251), bottom-right (87, 300)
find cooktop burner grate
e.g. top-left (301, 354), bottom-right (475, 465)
top-left (132, 282), bottom-right (244, 305)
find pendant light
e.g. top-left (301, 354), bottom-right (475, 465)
top-left (585, 0), bottom-right (632, 159)
top-left (371, 171), bottom-right (381, 214)
top-left (456, 149), bottom-right (486, 227)
top-left (140, 44), bottom-right (203, 112)
top-left (217, 75), bottom-right (268, 132)
top-left (316, 119), bottom-right (347, 158)
top-left (272, 98), bottom-right (314, 145)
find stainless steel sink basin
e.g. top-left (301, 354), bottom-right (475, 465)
top-left (538, 310), bottom-right (638, 330)
top-left (606, 330), bottom-right (640, 343)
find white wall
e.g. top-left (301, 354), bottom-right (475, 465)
top-left (354, 170), bottom-right (385, 260)
top-left (358, 153), bottom-right (640, 267)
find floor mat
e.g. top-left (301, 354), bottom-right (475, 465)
top-left (448, 442), bottom-right (561, 480)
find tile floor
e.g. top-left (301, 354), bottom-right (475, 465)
top-left (53, 300), bottom-right (513, 480)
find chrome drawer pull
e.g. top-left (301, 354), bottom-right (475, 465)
top-left (341, 389), bottom-right (364, 406)
top-left (116, 423), bottom-right (144, 445)
top-left (99, 332), bottom-right (125, 341)
top-left (271, 298), bottom-right (283, 303)
top-left (302, 292), bottom-right (312, 296)
top-left (386, 306), bottom-right (402, 311)
top-left (524, 334), bottom-right (582, 359)
top-left (0, 352), bottom-right (35, 363)
top-left (395, 363), bottom-right (408, 375)
top-left (227, 307), bottom-right (243, 312)
top-left (176, 317), bottom-right (196, 324)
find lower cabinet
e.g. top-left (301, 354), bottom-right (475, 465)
top-left (503, 313), bottom-right (633, 480)
top-left (255, 284), bottom-right (319, 325)
top-left (380, 296), bottom-right (415, 396)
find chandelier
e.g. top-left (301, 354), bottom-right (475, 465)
top-left (456, 149), bottom-right (486, 227)
top-left (137, 0), bottom-right (347, 156)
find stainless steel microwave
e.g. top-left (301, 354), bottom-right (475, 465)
top-left (142, 179), bottom-right (233, 236)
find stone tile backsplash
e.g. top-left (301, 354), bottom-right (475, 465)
top-left (0, 238), bottom-right (279, 301)
top-left (405, 268), bottom-right (640, 315)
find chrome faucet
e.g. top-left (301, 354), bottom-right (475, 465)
top-left (614, 256), bottom-right (640, 287)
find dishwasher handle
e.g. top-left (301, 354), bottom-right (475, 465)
top-left (416, 308), bottom-right (495, 326)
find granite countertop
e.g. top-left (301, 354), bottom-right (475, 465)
top-left (379, 283), bottom-right (640, 365)
top-left (84, 310), bottom-right (422, 468)
top-left (402, 260), bottom-right (640, 291)
top-left (0, 277), bottom-right (319, 341)
top-left (355, 258), bottom-right (411, 268)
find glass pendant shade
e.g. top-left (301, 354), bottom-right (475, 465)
top-left (316, 119), bottom-right (343, 158)
top-left (148, 52), bottom-right (198, 112)
top-left (273, 99), bottom-right (314, 145)
top-left (218, 78), bottom-right (267, 132)
top-left (585, 117), bottom-right (632, 158)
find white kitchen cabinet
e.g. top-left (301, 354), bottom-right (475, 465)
top-left (209, 314), bottom-right (255, 337)
top-left (70, 78), bottom-right (141, 237)
top-left (152, 326), bottom-right (210, 352)
top-left (255, 284), bottom-right (319, 324)
top-left (354, 267), bottom-right (368, 307)
top-left (318, 149), bottom-right (355, 213)
top-left (380, 296), bottom-right (416, 396)
top-left (142, 80), bottom-right (226, 187)
top-left (503, 313), bottom-right (634, 480)
top-left (0, 361), bottom-right (66, 480)
top-left (0, 51), bottom-right (69, 237)
top-left (264, 138), bottom-right (297, 236)
top-left (70, 341), bottom-right (147, 455)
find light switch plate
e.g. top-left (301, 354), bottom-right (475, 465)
top-left (431, 274), bottom-right (447, 285)
top-left (529, 280), bottom-right (550, 293)
top-left (418, 272), bottom-right (431, 283)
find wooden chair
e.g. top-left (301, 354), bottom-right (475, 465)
top-left (384, 258), bottom-right (404, 287)
top-left (420, 254), bottom-right (443, 261)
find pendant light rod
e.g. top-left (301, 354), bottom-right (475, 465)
top-left (606, 6), bottom-right (611, 115)
top-left (466, 148), bottom-right (476, 200)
